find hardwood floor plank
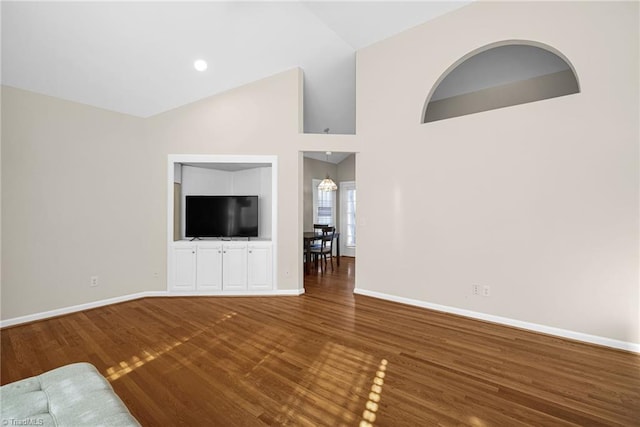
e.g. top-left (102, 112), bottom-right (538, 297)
top-left (2, 257), bottom-right (639, 426)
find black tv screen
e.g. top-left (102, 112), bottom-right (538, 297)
top-left (186, 195), bottom-right (259, 238)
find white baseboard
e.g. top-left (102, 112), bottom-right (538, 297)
top-left (0, 288), bottom-right (306, 328)
top-left (354, 288), bottom-right (640, 353)
top-left (0, 291), bottom-right (168, 328)
top-left (5, 287), bottom-right (635, 353)
top-left (166, 289), bottom-right (305, 297)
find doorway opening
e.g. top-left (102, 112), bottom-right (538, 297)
top-left (302, 151), bottom-right (356, 294)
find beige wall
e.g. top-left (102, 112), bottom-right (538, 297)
top-left (1, 1), bottom-right (637, 347)
top-left (337, 154), bottom-right (355, 183)
top-left (1, 87), bottom-right (152, 317)
top-left (356, 1), bottom-right (639, 344)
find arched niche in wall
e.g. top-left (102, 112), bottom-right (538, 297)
top-left (422, 41), bottom-right (580, 123)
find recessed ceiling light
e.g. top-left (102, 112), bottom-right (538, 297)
top-left (194, 59), bottom-right (208, 72)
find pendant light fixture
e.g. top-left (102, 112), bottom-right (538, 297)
top-left (318, 151), bottom-right (338, 192)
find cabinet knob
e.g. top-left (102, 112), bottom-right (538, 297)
top-left (249, 250), bottom-right (252, 254)
top-left (192, 251), bottom-right (195, 254)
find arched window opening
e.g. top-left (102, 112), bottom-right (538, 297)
top-left (422, 41), bottom-right (580, 123)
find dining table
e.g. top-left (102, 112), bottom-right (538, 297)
top-left (303, 231), bottom-right (340, 274)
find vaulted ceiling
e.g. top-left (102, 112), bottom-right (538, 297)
top-left (1, 1), bottom-right (471, 134)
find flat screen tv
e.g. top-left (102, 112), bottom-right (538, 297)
top-left (186, 195), bottom-right (259, 238)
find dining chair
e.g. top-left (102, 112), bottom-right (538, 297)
top-left (310, 223), bottom-right (328, 251)
top-left (313, 224), bottom-right (329, 235)
top-left (310, 226), bottom-right (335, 274)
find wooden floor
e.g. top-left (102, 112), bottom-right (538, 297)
top-left (2, 257), bottom-right (639, 426)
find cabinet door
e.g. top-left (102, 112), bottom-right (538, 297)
top-left (222, 244), bottom-right (247, 290)
top-left (197, 245), bottom-right (223, 290)
top-left (248, 244), bottom-right (272, 290)
top-left (172, 245), bottom-right (196, 291)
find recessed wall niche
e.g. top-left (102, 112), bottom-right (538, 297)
top-left (422, 41), bottom-right (580, 123)
top-left (178, 163), bottom-right (272, 240)
top-left (170, 157), bottom-right (275, 242)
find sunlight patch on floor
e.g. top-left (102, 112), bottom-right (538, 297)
top-left (244, 328), bottom-right (291, 378)
top-left (359, 358), bottom-right (388, 427)
top-left (105, 312), bottom-right (237, 381)
top-left (276, 341), bottom-right (378, 425)
top-left (468, 415), bottom-right (487, 426)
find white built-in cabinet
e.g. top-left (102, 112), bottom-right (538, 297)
top-left (247, 243), bottom-right (273, 290)
top-left (168, 154), bottom-right (278, 295)
top-left (197, 244), bottom-right (224, 290)
top-left (172, 244), bottom-right (197, 291)
top-left (221, 243), bottom-right (248, 291)
top-left (170, 241), bottom-right (272, 293)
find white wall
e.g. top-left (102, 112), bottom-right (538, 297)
top-left (181, 165), bottom-right (234, 196)
top-left (355, 1), bottom-right (639, 345)
top-left (259, 167), bottom-right (273, 240)
top-left (179, 166), bottom-right (232, 239)
top-left (232, 167), bottom-right (272, 239)
top-left (173, 163), bottom-right (182, 184)
top-left (177, 165), bottom-right (272, 240)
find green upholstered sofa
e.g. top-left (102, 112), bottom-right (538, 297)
top-left (0, 362), bottom-right (140, 426)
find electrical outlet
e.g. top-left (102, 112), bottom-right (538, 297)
top-left (90, 276), bottom-right (99, 287)
top-left (482, 285), bottom-right (491, 297)
top-left (472, 284), bottom-right (480, 296)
